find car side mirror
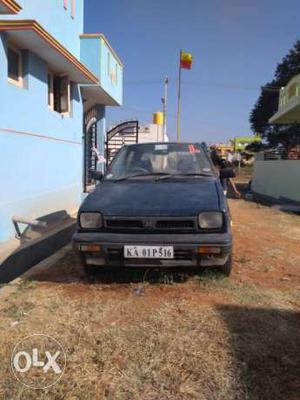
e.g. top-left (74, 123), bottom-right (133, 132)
top-left (219, 168), bottom-right (236, 180)
top-left (90, 170), bottom-right (103, 181)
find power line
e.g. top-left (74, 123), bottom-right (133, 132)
top-left (125, 79), bottom-right (260, 91)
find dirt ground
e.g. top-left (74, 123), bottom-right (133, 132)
top-left (0, 197), bottom-right (299, 399)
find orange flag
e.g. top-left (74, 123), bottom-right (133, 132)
top-left (180, 51), bottom-right (193, 69)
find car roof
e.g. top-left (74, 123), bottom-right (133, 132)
top-left (124, 142), bottom-right (204, 147)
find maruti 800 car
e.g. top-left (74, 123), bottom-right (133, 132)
top-left (73, 143), bottom-right (234, 276)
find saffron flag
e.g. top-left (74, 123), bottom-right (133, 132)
top-left (180, 51), bottom-right (193, 69)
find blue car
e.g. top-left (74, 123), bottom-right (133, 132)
top-left (73, 142), bottom-right (234, 276)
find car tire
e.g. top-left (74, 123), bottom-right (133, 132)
top-left (220, 254), bottom-right (232, 276)
top-left (83, 264), bottom-right (101, 276)
top-left (78, 254), bottom-right (104, 276)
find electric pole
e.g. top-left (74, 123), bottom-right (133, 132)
top-left (162, 76), bottom-right (168, 141)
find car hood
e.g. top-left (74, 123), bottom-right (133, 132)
top-left (81, 179), bottom-right (220, 217)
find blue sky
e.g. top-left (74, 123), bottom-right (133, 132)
top-left (84, 0), bottom-right (300, 143)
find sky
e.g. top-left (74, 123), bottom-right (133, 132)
top-left (84, 0), bottom-right (300, 143)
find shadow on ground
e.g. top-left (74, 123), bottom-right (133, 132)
top-left (0, 211), bottom-right (75, 283)
top-left (218, 305), bottom-right (300, 400)
top-left (26, 250), bottom-right (225, 285)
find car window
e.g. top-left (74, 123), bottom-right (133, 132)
top-left (105, 143), bottom-right (213, 180)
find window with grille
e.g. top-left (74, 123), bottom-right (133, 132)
top-left (48, 72), bottom-right (70, 114)
top-left (7, 47), bottom-right (23, 86)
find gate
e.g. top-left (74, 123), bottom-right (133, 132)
top-left (84, 108), bottom-right (98, 192)
top-left (106, 120), bottom-right (139, 165)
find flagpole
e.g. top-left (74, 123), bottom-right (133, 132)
top-left (176, 50), bottom-right (182, 142)
top-left (162, 76), bottom-right (168, 141)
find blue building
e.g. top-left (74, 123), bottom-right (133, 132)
top-left (0, 0), bottom-right (123, 248)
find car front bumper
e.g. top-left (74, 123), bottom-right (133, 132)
top-left (73, 231), bottom-right (232, 268)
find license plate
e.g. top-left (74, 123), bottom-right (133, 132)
top-left (124, 245), bottom-right (174, 259)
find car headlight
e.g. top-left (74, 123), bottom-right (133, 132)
top-left (79, 212), bottom-right (103, 229)
top-left (198, 212), bottom-right (223, 229)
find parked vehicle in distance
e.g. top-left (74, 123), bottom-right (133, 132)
top-left (73, 143), bottom-right (234, 276)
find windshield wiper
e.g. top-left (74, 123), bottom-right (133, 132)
top-left (155, 172), bottom-right (212, 181)
top-left (112, 172), bottom-right (171, 182)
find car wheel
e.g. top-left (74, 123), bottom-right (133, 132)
top-left (220, 254), bottom-right (232, 276)
top-left (78, 254), bottom-right (104, 276)
top-left (84, 264), bottom-right (101, 276)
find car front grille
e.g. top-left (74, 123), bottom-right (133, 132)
top-left (106, 219), bottom-right (144, 229)
top-left (104, 217), bottom-right (197, 232)
top-left (155, 220), bottom-right (195, 229)
top-left (174, 249), bottom-right (194, 260)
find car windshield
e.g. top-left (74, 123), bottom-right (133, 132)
top-left (104, 143), bottom-right (213, 181)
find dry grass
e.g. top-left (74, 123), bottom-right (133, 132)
top-left (0, 199), bottom-right (299, 399)
top-left (0, 275), bottom-right (299, 400)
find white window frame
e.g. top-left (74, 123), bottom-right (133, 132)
top-left (48, 72), bottom-right (54, 109)
top-left (7, 45), bottom-right (23, 87)
top-left (47, 71), bottom-right (71, 116)
top-left (61, 76), bottom-right (72, 116)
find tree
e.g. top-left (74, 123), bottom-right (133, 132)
top-left (250, 40), bottom-right (300, 146)
top-left (245, 141), bottom-right (266, 153)
top-left (249, 80), bottom-right (279, 137)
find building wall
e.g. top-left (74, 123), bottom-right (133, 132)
top-left (0, 0), bottom-right (85, 243)
top-left (252, 158), bottom-right (300, 203)
top-left (278, 74), bottom-right (300, 109)
top-left (138, 124), bottom-right (168, 143)
top-left (100, 37), bottom-right (123, 106)
top-left (231, 136), bottom-right (261, 151)
top-left (0, 32), bottom-right (83, 242)
top-left (80, 35), bottom-right (123, 106)
top-left (80, 36), bottom-right (100, 77)
top-left (0, 1), bottom-right (124, 244)
top-left (1, 0), bottom-right (83, 58)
